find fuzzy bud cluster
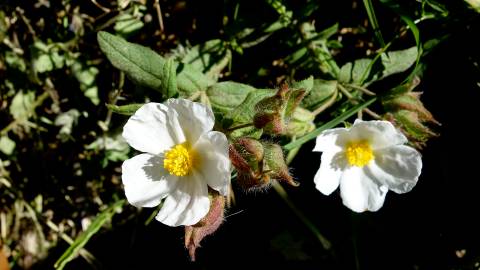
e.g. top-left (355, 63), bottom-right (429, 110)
top-left (229, 137), bottom-right (298, 191)
top-left (382, 77), bottom-right (440, 148)
top-left (253, 83), bottom-right (306, 136)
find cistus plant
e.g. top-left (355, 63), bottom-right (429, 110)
top-left (1, 0), bottom-right (477, 269)
top-left (94, 27), bottom-right (429, 260)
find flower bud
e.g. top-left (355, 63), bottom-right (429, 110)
top-left (185, 191), bottom-right (225, 261)
top-left (229, 138), bottom-right (267, 190)
top-left (285, 107), bottom-right (315, 137)
top-left (262, 142), bottom-right (299, 187)
top-left (229, 137), bottom-right (264, 173)
top-left (385, 111), bottom-right (438, 149)
top-left (253, 83), bottom-right (306, 135)
top-left (382, 77), bottom-right (439, 149)
top-left (229, 138), bottom-right (298, 191)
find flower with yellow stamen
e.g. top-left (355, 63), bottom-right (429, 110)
top-left (121, 99), bottom-right (230, 227)
top-left (313, 119), bottom-right (422, 212)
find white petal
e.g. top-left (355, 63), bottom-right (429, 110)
top-left (122, 103), bottom-right (186, 155)
top-left (339, 167), bottom-right (388, 212)
top-left (314, 152), bottom-right (345, 195)
top-left (313, 128), bottom-right (348, 153)
top-left (165, 98), bottom-right (215, 144)
top-left (193, 131), bottom-right (231, 196)
top-left (155, 173), bottom-right (210, 226)
top-left (365, 145), bottom-right (422, 194)
top-left (345, 120), bottom-right (407, 149)
top-left (122, 153), bottom-right (177, 208)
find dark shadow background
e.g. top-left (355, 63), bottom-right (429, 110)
top-left (18, 1), bottom-right (480, 269)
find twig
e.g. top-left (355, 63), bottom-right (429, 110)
top-left (338, 84), bottom-right (382, 120)
top-left (95, 6), bottom-right (135, 31)
top-left (363, 108), bottom-right (382, 119)
top-left (2, 39), bottom-right (24, 55)
top-left (337, 84), bottom-right (354, 99)
top-left (312, 88), bottom-right (338, 116)
top-left (187, 91), bottom-right (202, 101)
top-left (16, 7), bottom-right (36, 37)
top-left (153, 0), bottom-right (165, 32)
top-left (104, 72), bottom-right (125, 128)
top-left (357, 109), bottom-right (363, 120)
top-left (345, 83), bottom-right (376, 96)
top-left (90, 0), bottom-right (111, 13)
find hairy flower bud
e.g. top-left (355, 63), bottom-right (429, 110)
top-left (253, 83), bottom-right (306, 135)
top-left (382, 77), bottom-right (439, 148)
top-left (229, 138), bottom-right (298, 191)
top-left (286, 107), bottom-right (315, 137)
top-left (262, 142), bottom-right (299, 187)
top-left (229, 138), bottom-right (267, 190)
top-left (229, 137), bottom-right (264, 174)
top-left (185, 191), bottom-right (225, 261)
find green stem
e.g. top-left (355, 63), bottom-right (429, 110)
top-left (272, 182), bottom-right (332, 250)
top-left (312, 88), bottom-right (338, 116)
top-left (345, 83), bottom-right (376, 96)
top-left (226, 122), bottom-right (254, 132)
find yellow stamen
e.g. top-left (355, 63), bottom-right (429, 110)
top-left (163, 143), bottom-right (193, 176)
top-left (345, 140), bottom-right (374, 167)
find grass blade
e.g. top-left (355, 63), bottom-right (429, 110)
top-left (363, 0), bottom-right (386, 48)
top-left (54, 200), bottom-right (125, 270)
top-left (283, 97), bottom-right (377, 151)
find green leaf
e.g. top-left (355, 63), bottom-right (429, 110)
top-left (381, 47), bottom-right (418, 78)
top-left (302, 79), bottom-right (337, 109)
top-left (72, 63), bottom-right (100, 104)
top-left (98, 31), bottom-right (165, 90)
top-left (55, 109), bottom-right (80, 138)
top-left (34, 54), bottom-right (54, 73)
top-left (227, 89), bottom-right (275, 123)
top-left (5, 51), bottom-right (27, 71)
top-left (466, 0), bottom-right (480, 12)
top-left (206, 81), bottom-right (256, 113)
top-left (180, 39), bottom-right (231, 79)
top-left (283, 97), bottom-right (377, 151)
top-left (339, 58), bottom-right (374, 84)
top-left (291, 76), bottom-right (314, 93)
top-left (98, 31), bottom-right (214, 96)
top-left (114, 13), bottom-right (144, 37)
top-left (84, 86), bottom-right (100, 105)
top-left (340, 47), bottom-right (418, 85)
top-left (0, 135), bottom-right (15, 155)
top-left (72, 63), bottom-right (99, 86)
top-left (161, 58), bottom-right (178, 98)
top-left (10, 91), bottom-right (35, 120)
top-left (51, 51), bottom-right (65, 69)
top-left (176, 64), bottom-right (216, 95)
top-left (106, 103), bottom-right (143, 115)
top-left (54, 200), bottom-right (124, 270)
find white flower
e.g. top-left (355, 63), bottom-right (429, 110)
top-left (121, 99), bottom-right (231, 226)
top-left (313, 119), bottom-right (422, 212)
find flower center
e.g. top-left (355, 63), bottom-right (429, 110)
top-left (345, 140), bottom-right (374, 167)
top-left (163, 143), bottom-right (193, 176)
